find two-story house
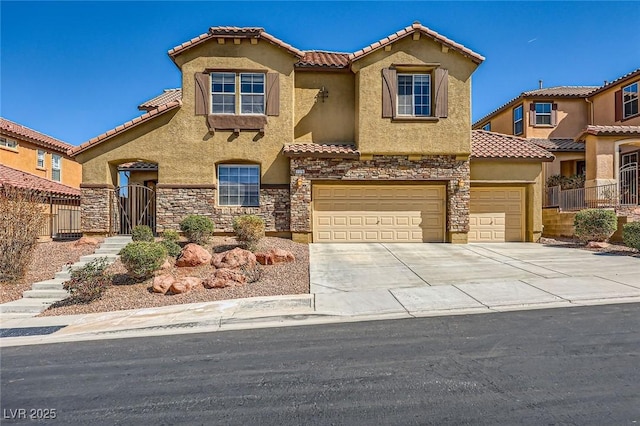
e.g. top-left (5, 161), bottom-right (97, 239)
top-left (70, 23), bottom-right (553, 243)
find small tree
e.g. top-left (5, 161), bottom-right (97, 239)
top-left (180, 215), bottom-right (214, 245)
top-left (0, 186), bottom-right (47, 281)
top-left (63, 257), bottom-right (112, 304)
top-left (574, 209), bottom-right (617, 243)
top-left (232, 215), bottom-right (265, 252)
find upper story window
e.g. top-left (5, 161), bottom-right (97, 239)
top-left (52, 154), bottom-right (61, 182)
top-left (513, 105), bottom-right (524, 135)
top-left (534, 102), bottom-right (552, 125)
top-left (37, 150), bottom-right (45, 168)
top-left (623, 82), bottom-right (639, 119)
top-left (0, 136), bottom-right (18, 150)
top-left (218, 164), bottom-right (260, 207)
top-left (397, 74), bottom-right (431, 117)
top-left (211, 72), bottom-right (265, 115)
top-left (482, 122), bottom-right (491, 131)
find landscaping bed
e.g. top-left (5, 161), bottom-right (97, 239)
top-left (0, 239), bottom-right (102, 304)
top-left (539, 237), bottom-right (640, 257)
top-left (40, 236), bottom-right (309, 316)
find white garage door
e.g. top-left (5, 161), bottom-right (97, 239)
top-left (469, 187), bottom-right (525, 242)
top-left (313, 184), bottom-right (445, 243)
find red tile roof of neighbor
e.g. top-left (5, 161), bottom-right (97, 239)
top-left (69, 100), bottom-right (182, 157)
top-left (587, 68), bottom-right (640, 97)
top-left (0, 117), bottom-right (73, 154)
top-left (471, 130), bottom-right (555, 161)
top-left (576, 125), bottom-right (640, 139)
top-left (282, 143), bottom-right (360, 158)
top-left (0, 164), bottom-right (80, 196)
top-left (297, 51), bottom-right (351, 69)
top-left (528, 138), bottom-right (586, 152)
top-left (138, 89), bottom-right (182, 111)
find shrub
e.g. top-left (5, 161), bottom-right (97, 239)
top-left (180, 215), bottom-right (214, 245)
top-left (131, 225), bottom-right (154, 242)
top-left (574, 209), bottom-right (618, 242)
top-left (160, 240), bottom-right (182, 257)
top-left (232, 215), bottom-right (265, 251)
top-left (119, 242), bottom-right (167, 279)
top-left (0, 186), bottom-right (47, 282)
top-left (63, 257), bottom-right (112, 304)
top-left (546, 174), bottom-right (585, 190)
top-left (622, 222), bottom-right (640, 250)
top-left (162, 229), bottom-right (180, 243)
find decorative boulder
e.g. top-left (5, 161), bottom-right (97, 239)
top-left (74, 237), bottom-right (100, 247)
top-left (255, 248), bottom-right (295, 265)
top-left (203, 268), bottom-right (247, 289)
top-left (169, 276), bottom-right (202, 294)
top-left (587, 241), bottom-right (610, 249)
top-left (212, 247), bottom-right (257, 269)
top-left (152, 274), bottom-right (175, 294)
top-left (175, 243), bottom-right (212, 267)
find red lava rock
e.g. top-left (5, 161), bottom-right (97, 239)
top-left (256, 248), bottom-right (295, 265)
top-left (152, 274), bottom-right (175, 294)
top-left (212, 247), bottom-right (257, 269)
top-left (73, 237), bottom-right (100, 247)
top-left (587, 241), bottom-right (610, 249)
top-left (176, 243), bottom-right (212, 267)
top-left (169, 276), bottom-right (202, 294)
top-left (203, 268), bottom-right (247, 289)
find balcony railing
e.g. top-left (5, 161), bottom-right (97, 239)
top-left (544, 183), bottom-right (619, 211)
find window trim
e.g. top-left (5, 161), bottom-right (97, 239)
top-left (622, 81), bottom-right (639, 120)
top-left (210, 72), bottom-right (236, 115)
top-left (513, 104), bottom-right (524, 135)
top-left (396, 73), bottom-right (432, 118)
top-left (210, 72), bottom-right (266, 116)
top-left (36, 149), bottom-right (46, 169)
top-left (51, 154), bottom-right (62, 182)
top-left (0, 136), bottom-right (18, 151)
top-left (534, 102), bottom-right (553, 126)
top-left (217, 164), bottom-right (260, 207)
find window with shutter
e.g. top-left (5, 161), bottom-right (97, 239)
top-left (623, 82), bottom-right (639, 119)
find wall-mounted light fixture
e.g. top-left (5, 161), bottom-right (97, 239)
top-left (296, 177), bottom-right (303, 187)
top-left (316, 86), bottom-right (329, 103)
top-left (458, 179), bottom-right (465, 188)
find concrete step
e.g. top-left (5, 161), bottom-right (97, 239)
top-left (55, 270), bottom-right (71, 280)
top-left (100, 242), bottom-right (129, 248)
top-left (93, 248), bottom-right (122, 255)
top-left (0, 312), bottom-right (37, 320)
top-left (79, 254), bottom-right (118, 263)
top-left (0, 298), bottom-right (55, 314)
top-left (62, 262), bottom-right (88, 271)
top-left (103, 237), bottom-right (132, 244)
top-left (23, 289), bottom-right (69, 299)
top-left (32, 279), bottom-right (67, 290)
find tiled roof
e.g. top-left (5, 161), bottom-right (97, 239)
top-left (168, 27), bottom-right (305, 62)
top-left (587, 68), bottom-right (640, 97)
top-left (297, 51), bottom-right (350, 69)
top-left (282, 143), bottom-right (359, 158)
top-left (0, 164), bottom-right (80, 197)
top-left (349, 22), bottom-right (484, 64)
top-left (118, 162), bottom-right (158, 171)
top-left (577, 125), bottom-right (640, 139)
top-left (138, 89), bottom-right (182, 111)
top-left (0, 117), bottom-right (73, 154)
top-left (471, 130), bottom-right (555, 161)
top-left (473, 86), bottom-right (599, 128)
top-left (70, 100), bottom-right (182, 156)
top-left (528, 138), bottom-right (585, 152)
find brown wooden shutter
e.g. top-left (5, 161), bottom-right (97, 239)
top-left (382, 68), bottom-right (397, 118)
top-left (265, 73), bottom-right (280, 116)
top-left (529, 103), bottom-right (536, 125)
top-left (551, 103), bottom-right (558, 126)
top-left (434, 68), bottom-right (449, 118)
top-left (194, 72), bottom-right (209, 116)
top-left (615, 90), bottom-right (623, 121)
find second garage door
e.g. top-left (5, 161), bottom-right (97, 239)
top-left (313, 184), bottom-right (445, 243)
top-left (469, 187), bottom-right (525, 242)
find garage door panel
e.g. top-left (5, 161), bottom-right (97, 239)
top-left (469, 188), bottom-right (524, 243)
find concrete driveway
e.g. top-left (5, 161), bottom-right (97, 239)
top-left (310, 243), bottom-right (640, 315)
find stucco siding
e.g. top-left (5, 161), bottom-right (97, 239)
top-left (592, 81), bottom-right (640, 126)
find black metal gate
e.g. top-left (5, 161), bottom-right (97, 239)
top-left (111, 184), bottom-right (156, 235)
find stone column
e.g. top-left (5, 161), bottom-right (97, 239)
top-left (80, 184), bottom-right (114, 236)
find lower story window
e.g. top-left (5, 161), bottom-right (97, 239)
top-left (218, 164), bottom-right (260, 207)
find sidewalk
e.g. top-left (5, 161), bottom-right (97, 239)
top-left (2, 275), bottom-right (640, 347)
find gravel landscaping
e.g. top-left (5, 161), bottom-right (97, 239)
top-left (40, 236), bottom-right (309, 316)
top-left (0, 239), bottom-right (103, 304)
top-left (539, 237), bottom-right (640, 257)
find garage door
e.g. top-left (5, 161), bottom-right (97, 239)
top-left (312, 184), bottom-right (445, 243)
top-left (469, 187), bottom-right (525, 242)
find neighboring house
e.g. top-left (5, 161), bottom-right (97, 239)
top-left (70, 22), bottom-right (553, 243)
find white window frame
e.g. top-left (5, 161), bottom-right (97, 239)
top-left (217, 164), bottom-right (260, 207)
top-left (37, 149), bottom-right (45, 169)
top-left (397, 73), bottom-right (431, 117)
top-left (0, 136), bottom-right (18, 150)
top-left (623, 82), bottom-right (639, 119)
top-left (534, 102), bottom-right (552, 126)
top-left (52, 154), bottom-right (62, 182)
top-left (211, 72), bottom-right (265, 115)
top-left (513, 105), bottom-right (524, 135)
top-left (622, 152), bottom-right (638, 166)
top-left (482, 122), bottom-right (491, 131)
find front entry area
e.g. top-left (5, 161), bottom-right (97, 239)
top-left (468, 187), bottom-right (525, 242)
top-left (312, 184), bottom-right (446, 243)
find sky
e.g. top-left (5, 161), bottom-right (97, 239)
top-left (1, 1), bottom-right (639, 146)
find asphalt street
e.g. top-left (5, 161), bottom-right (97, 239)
top-left (2, 304), bottom-right (639, 425)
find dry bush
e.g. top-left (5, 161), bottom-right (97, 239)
top-left (0, 186), bottom-right (47, 281)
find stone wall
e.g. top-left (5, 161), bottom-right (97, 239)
top-left (289, 155), bottom-right (470, 239)
top-left (80, 186), bottom-right (113, 234)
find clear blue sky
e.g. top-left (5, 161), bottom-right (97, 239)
top-left (1, 1), bottom-right (639, 146)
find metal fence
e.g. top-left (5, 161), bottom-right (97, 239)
top-left (39, 195), bottom-right (82, 240)
top-left (544, 183), bottom-right (619, 211)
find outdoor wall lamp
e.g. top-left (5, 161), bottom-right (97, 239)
top-left (296, 177), bottom-right (303, 187)
top-left (458, 179), bottom-right (465, 188)
top-left (316, 86), bottom-right (329, 103)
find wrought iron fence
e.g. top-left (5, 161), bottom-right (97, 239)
top-left (39, 195), bottom-right (82, 240)
top-left (544, 184), bottom-right (619, 211)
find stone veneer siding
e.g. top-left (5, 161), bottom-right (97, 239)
top-left (156, 186), bottom-right (290, 233)
top-left (80, 186), bottom-right (114, 234)
top-left (289, 155), bottom-right (470, 238)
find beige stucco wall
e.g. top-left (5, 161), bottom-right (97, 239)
top-left (294, 71), bottom-right (355, 143)
top-left (584, 134), bottom-right (615, 182)
top-left (591, 79), bottom-right (640, 126)
top-left (544, 152), bottom-right (585, 178)
top-left (77, 39), bottom-right (298, 186)
top-left (470, 160), bottom-right (544, 241)
top-left (352, 36), bottom-right (478, 155)
top-left (480, 104), bottom-right (517, 135)
top-left (0, 137), bottom-right (81, 188)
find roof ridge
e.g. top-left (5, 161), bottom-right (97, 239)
top-left (303, 49), bottom-right (350, 55)
top-left (0, 163), bottom-right (81, 196)
top-left (0, 117), bottom-right (73, 149)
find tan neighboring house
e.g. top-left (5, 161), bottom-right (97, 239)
top-left (69, 23), bottom-right (553, 243)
